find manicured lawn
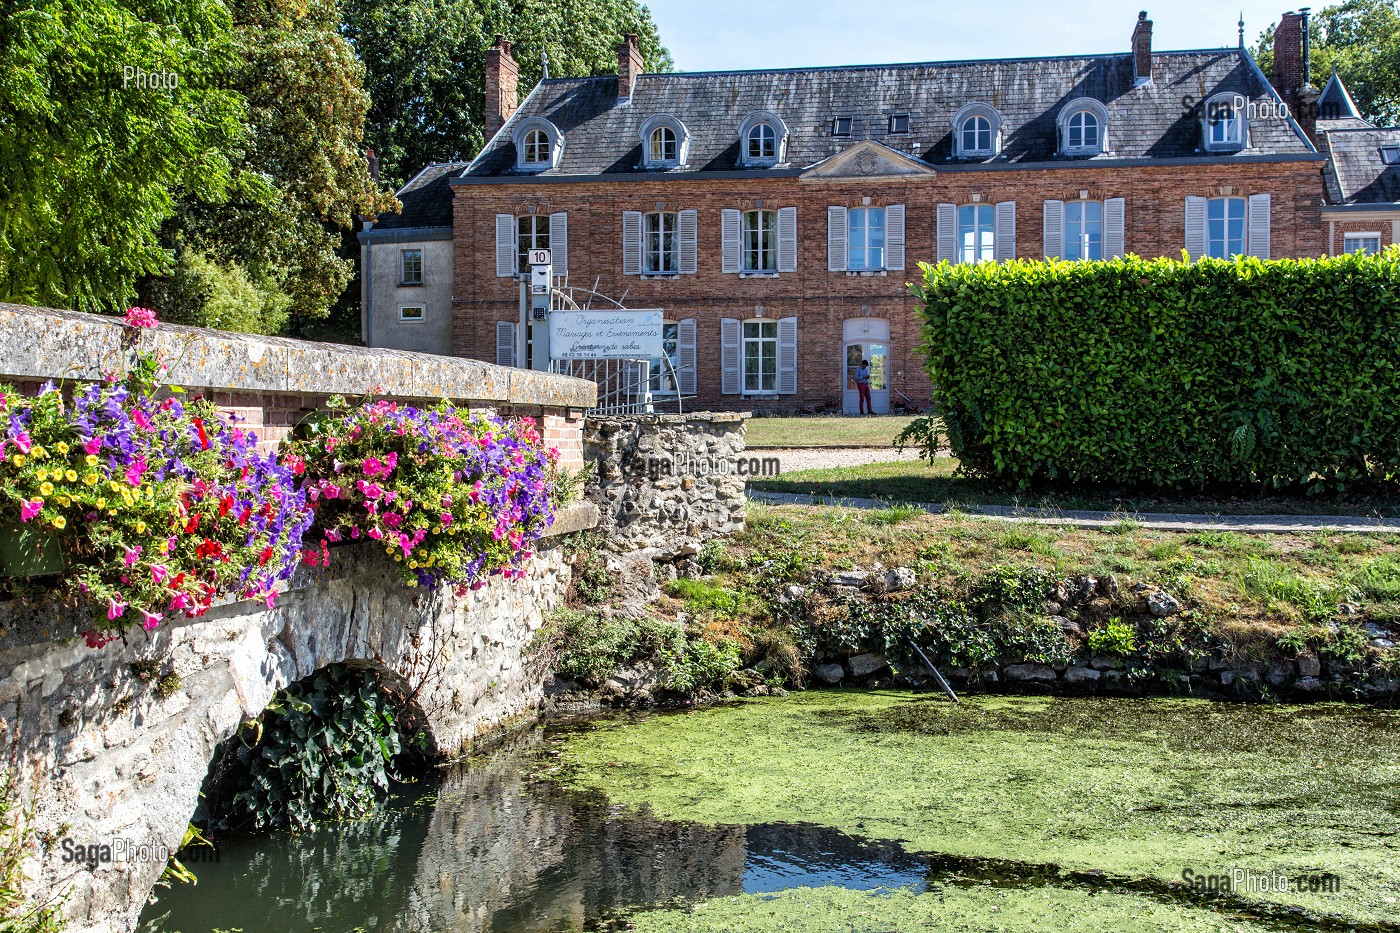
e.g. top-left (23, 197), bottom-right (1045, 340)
top-left (744, 415), bottom-right (915, 449)
top-left (749, 457), bottom-right (1400, 518)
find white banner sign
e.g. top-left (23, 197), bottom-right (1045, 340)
top-left (548, 310), bottom-right (665, 360)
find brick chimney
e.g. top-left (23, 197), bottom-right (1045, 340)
top-left (1272, 11), bottom-right (1319, 144)
top-left (1132, 12), bottom-right (1153, 85)
top-left (484, 35), bottom-right (518, 139)
top-left (618, 34), bottom-right (644, 99)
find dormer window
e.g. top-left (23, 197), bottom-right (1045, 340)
top-left (1057, 99), bottom-right (1109, 156)
top-left (1381, 146), bottom-right (1400, 165)
top-left (888, 114), bottom-right (910, 134)
top-left (952, 103), bottom-right (1003, 158)
top-left (749, 123), bottom-right (776, 158)
top-left (639, 114), bottom-right (689, 169)
top-left (1203, 92), bottom-right (1246, 152)
top-left (738, 111), bottom-right (788, 167)
top-left (832, 117), bottom-right (853, 137)
top-left (511, 117), bottom-right (563, 171)
top-left (523, 130), bottom-right (549, 164)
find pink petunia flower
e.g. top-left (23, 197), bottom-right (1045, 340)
top-left (19, 499), bottom-right (41, 522)
top-left (140, 610), bottom-right (162, 630)
top-left (107, 599), bottom-right (127, 620)
top-left (123, 306), bottom-right (158, 328)
top-left (123, 546), bottom-right (142, 568)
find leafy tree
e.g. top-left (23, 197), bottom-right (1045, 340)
top-left (0, 0), bottom-right (245, 312)
top-left (158, 0), bottom-right (398, 327)
top-left (1255, 0), bottom-right (1400, 125)
top-left (343, 0), bottom-right (672, 187)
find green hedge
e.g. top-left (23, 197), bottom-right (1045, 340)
top-left (912, 252), bottom-right (1400, 490)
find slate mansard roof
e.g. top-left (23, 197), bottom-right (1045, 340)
top-left (367, 161), bottom-right (467, 233)
top-left (1321, 128), bottom-right (1400, 205)
top-left (458, 48), bottom-right (1316, 182)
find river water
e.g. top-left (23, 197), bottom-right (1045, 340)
top-left (136, 693), bottom-right (1400, 933)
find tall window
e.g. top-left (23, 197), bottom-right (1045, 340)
top-left (1206, 197), bottom-right (1246, 258)
top-left (516, 215), bottom-right (550, 273)
top-left (1208, 100), bottom-right (1242, 147)
top-left (742, 210), bottom-right (777, 272)
top-left (1064, 201), bottom-right (1103, 261)
top-left (649, 126), bottom-right (677, 164)
top-left (961, 115), bottom-right (992, 154)
top-left (644, 212), bottom-right (678, 274)
top-left (742, 320), bottom-right (778, 394)
top-left (1067, 111), bottom-right (1100, 150)
top-left (522, 129), bottom-right (551, 164)
top-left (400, 248), bottom-right (423, 285)
top-left (957, 204), bottom-right (995, 264)
top-left (650, 321), bottom-right (680, 395)
top-left (848, 207), bottom-right (886, 271)
top-left (747, 123), bottom-right (776, 160)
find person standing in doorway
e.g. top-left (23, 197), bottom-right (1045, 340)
top-left (855, 358), bottom-right (873, 416)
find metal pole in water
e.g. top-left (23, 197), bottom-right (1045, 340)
top-left (909, 640), bottom-right (959, 703)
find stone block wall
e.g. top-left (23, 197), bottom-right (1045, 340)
top-left (584, 412), bottom-right (748, 558)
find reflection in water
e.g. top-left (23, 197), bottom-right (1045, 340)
top-left (138, 726), bottom-right (927, 933)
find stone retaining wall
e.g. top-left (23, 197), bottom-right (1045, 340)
top-left (584, 412), bottom-right (748, 559)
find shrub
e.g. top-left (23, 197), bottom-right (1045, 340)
top-left (0, 377), bottom-right (310, 645)
top-left (289, 398), bottom-right (557, 590)
top-left (1087, 618), bottom-right (1138, 656)
top-left (207, 666), bottom-right (427, 833)
top-left (913, 252), bottom-right (1400, 491)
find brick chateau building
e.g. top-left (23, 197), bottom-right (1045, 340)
top-left (360, 10), bottom-right (1384, 414)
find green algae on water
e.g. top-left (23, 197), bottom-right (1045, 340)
top-left (548, 693), bottom-right (1400, 928)
top-left (611, 884), bottom-right (1289, 933)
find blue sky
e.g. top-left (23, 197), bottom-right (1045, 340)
top-left (643, 1), bottom-right (1294, 72)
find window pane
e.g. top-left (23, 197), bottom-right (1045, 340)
top-left (516, 215), bottom-right (549, 272)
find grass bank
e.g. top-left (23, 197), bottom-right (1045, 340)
top-left (749, 457), bottom-right (1400, 518)
top-left (744, 415), bottom-right (915, 449)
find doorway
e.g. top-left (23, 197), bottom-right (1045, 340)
top-left (842, 318), bottom-right (890, 415)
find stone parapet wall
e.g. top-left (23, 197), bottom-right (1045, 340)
top-left (0, 303), bottom-right (594, 469)
top-left (584, 412), bottom-right (748, 558)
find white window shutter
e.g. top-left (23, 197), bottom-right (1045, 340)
top-left (1104, 197), bottom-right (1126, 259)
top-left (1042, 200), bottom-right (1064, 259)
top-left (721, 209), bottom-right (741, 274)
top-left (677, 318), bottom-right (697, 395)
top-left (777, 316), bottom-right (798, 395)
top-left (495, 321), bottom-right (516, 367)
top-left (936, 203), bottom-right (957, 262)
top-left (678, 209), bottom-right (698, 274)
top-left (827, 206), bottom-right (848, 271)
top-left (994, 201), bottom-right (1016, 261)
top-left (1184, 196), bottom-right (1207, 260)
top-left (495, 214), bottom-right (515, 277)
top-left (885, 204), bottom-right (905, 271)
top-left (549, 211), bottom-right (568, 274)
top-left (720, 318), bottom-right (741, 394)
top-left (622, 211), bottom-right (643, 275)
top-left (777, 206), bottom-right (798, 272)
top-left (1247, 193), bottom-right (1271, 258)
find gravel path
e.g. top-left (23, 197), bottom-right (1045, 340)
top-left (755, 447), bottom-right (924, 473)
top-left (747, 490), bottom-right (1400, 534)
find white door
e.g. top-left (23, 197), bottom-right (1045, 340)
top-left (841, 318), bottom-right (890, 415)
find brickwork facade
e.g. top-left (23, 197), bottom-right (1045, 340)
top-left (450, 159), bottom-right (1326, 412)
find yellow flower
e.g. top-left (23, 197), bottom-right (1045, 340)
top-left (39, 482), bottom-right (53, 496)
top-left (108, 481), bottom-right (120, 493)
top-left (408, 560), bottom-right (419, 569)
top-left (96, 498), bottom-right (107, 509)
top-left (56, 495), bottom-right (71, 507)
top-left (84, 455), bottom-right (97, 467)
top-left (135, 521), bottom-right (146, 534)
top-left (31, 446), bottom-right (46, 460)
top-left (55, 442), bottom-right (69, 455)
top-left (10, 455), bottom-right (25, 467)
top-left (394, 554), bottom-right (403, 562)
top-left (63, 470), bottom-right (77, 482)
top-left (107, 509), bottom-right (117, 517)
top-left (83, 473), bottom-right (99, 486)
top-left (51, 516), bottom-right (66, 530)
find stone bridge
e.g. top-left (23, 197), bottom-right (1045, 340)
top-left (0, 305), bottom-right (599, 933)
